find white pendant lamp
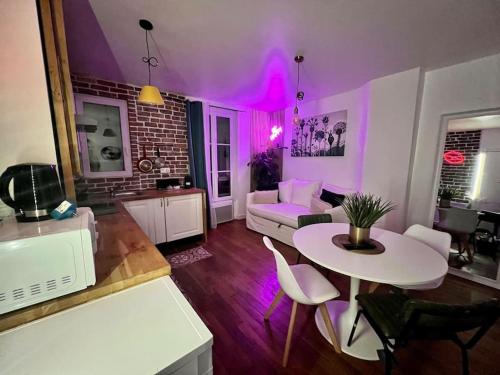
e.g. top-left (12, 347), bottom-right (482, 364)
top-left (137, 19), bottom-right (164, 106)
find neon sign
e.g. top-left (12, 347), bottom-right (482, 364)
top-left (443, 150), bottom-right (465, 165)
top-left (270, 125), bottom-right (283, 141)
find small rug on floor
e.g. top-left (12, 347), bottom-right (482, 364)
top-left (166, 246), bottom-right (213, 269)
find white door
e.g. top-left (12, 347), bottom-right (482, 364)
top-left (165, 194), bottom-right (203, 242)
top-left (209, 107), bottom-right (237, 202)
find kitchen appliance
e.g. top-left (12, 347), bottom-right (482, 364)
top-left (0, 163), bottom-right (65, 222)
top-left (0, 207), bottom-right (97, 314)
top-left (184, 175), bottom-right (193, 189)
top-left (156, 178), bottom-right (180, 190)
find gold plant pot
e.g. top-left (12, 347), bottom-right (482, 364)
top-left (349, 224), bottom-right (371, 245)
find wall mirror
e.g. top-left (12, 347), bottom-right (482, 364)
top-left (74, 94), bottom-right (132, 178)
top-left (433, 109), bottom-right (500, 288)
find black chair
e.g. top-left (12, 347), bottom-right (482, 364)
top-left (296, 214), bottom-right (332, 263)
top-left (347, 293), bottom-right (500, 375)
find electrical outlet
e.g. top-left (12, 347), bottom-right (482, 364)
top-left (160, 167), bottom-right (170, 174)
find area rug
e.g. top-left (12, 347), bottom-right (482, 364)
top-left (166, 246), bottom-right (213, 269)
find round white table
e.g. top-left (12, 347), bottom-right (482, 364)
top-left (293, 223), bottom-right (448, 361)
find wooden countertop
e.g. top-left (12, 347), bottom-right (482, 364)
top-left (0, 190), bottom-right (207, 332)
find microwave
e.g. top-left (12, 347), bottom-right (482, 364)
top-left (0, 207), bottom-right (97, 315)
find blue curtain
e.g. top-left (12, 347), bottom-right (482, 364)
top-left (186, 100), bottom-right (211, 227)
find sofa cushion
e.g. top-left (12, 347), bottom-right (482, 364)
top-left (278, 179), bottom-right (294, 203)
top-left (320, 189), bottom-right (345, 207)
top-left (254, 190), bottom-right (278, 204)
top-left (291, 180), bottom-right (321, 208)
top-left (247, 203), bottom-right (312, 228)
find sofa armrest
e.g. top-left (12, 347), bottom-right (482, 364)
top-left (246, 192), bottom-right (256, 207)
top-left (325, 206), bottom-right (349, 223)
top-left (310, 196), bottom-right (332, 213)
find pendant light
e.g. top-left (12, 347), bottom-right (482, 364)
top-left (137, 19), bottom-right (164, 106)
top-left (292, 55), bottom-right (304, 126)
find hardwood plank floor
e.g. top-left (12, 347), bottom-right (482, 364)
top-left (161, 220), bottom-right (500, 374)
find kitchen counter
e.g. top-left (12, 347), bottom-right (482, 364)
top-left (0, 190), bottom-right (208, 332)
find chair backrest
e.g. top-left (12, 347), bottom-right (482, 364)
top-left (404, 224), bottom-right (452, 261)
top-left (437, 207), bottom-right (479, 234)
top-left (400, 298), bottom-right (500, 344)
top-left (298, 214), bottom-right (332, 228)
top-left (262, 236), bottom-right (310, 303)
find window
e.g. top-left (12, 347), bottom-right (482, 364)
top-left (209, 108), bottom-right (236, 200)
top-left (74, 94), bottom-right (132, 178)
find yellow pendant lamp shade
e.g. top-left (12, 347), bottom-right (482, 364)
top-left (138, 85), bottom-right (164, 105)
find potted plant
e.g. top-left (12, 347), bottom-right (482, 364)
top-left (248, 149), bottom-right (280, 191)
top-left (340, 193), bottom-right (395, 246)
top-left (438, 187), bottom-right (456, 208)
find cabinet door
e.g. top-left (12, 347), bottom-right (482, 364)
top-left (123, 200), bottom-right (154, 243)
top-left (152, 198), bottom-right (167, 244)
top-left (165, 194), bottom-right (203, 242)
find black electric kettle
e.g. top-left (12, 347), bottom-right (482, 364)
top-left (0, 163), bottom-right (65, 222)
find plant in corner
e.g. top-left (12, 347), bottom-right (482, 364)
top-left (438, 187), bottom-right (457, 208)
top-left (340, 193), bottom-right (395, 245)
top-left (248, 149), bottom-right (280, 191)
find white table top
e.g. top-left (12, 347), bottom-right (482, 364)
top-left (293, 223), bottom-right (448, 286)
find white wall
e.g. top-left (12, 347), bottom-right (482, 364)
top-left (362, 68), bottom-right (421, 232)
top-left (0, 1), bottom-right (57, 217)
top-left (234, 110), bottom-right (251, 218)
top-left (282, 68), bottom-right (421, 232)
top-left (480, 127), bottom-right (500, 151)
top-left (283, 87), bottom-right (363, 190)
top-left (407, 54), bottom-right (500, 227)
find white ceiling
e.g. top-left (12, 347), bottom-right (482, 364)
top-left (63, 0), bottom-right (500, 111)
top-left (448, 115), bottom-right (500, 132)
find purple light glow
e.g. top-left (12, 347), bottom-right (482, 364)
top-left (231, 49), bottom-right (292, 111)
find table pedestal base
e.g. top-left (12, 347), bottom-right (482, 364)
top-left (314, 300), bottom-right (383, 361)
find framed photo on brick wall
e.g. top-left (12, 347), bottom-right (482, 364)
top-left (74, 94), bottom-right (132, 178)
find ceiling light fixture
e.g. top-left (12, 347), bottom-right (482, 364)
top-left (292, 55), bottom-right (304, 126)
top-left (137, 19), bottom-right (164, 106)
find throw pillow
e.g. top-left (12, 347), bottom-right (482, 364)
top-left (320, 189), bottom-right (345, 207)
top-left (253, 190), bottom-right (278, 204)
top-left (290, 180), bottom-right (321, 208)
top-left (278, 179), bottom-right (294, 203)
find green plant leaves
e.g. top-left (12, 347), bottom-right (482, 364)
top-left (339, 193), bottom-right (396, 228)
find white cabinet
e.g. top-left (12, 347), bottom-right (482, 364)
top-left (123, 193), bottom-right (204, 244)
top-left (164, 194), bottom-right (204, 242)
top-left (153, 198), bottom-right (167, 244)
top-left (123, 199), bottom-right (154, 239)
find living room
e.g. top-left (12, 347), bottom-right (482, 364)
top-left (1, 1), bottom-right (500, 374)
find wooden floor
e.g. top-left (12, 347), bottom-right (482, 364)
top-left (162, 220), bottom-right (500, 375)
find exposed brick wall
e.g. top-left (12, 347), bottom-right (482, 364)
top-left (71, 74), bottom-right (189, 194)
top-left (439, 130), bottom-right (481, 202)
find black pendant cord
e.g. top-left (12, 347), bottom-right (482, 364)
top-left (142, 29), bottom-right (158, 85)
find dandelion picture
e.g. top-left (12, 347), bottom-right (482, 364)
top-left (291, 110), bottom-right (347, 157)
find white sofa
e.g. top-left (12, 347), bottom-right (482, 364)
top-left (246, 180), bottom-right (351, 247)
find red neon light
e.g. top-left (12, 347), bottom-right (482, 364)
top-left (444, 150), bottom-right (465, 165)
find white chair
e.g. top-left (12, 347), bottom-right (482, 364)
top-left (262, 236), bottom-right (341, 367)
top-left (393, 224), bottom-right (452, 290)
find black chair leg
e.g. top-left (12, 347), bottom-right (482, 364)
top-left (460, 346), bottom-right (469, 375)
top-left (347, 310), bottom-right (362, 347)
top-left (384, 348), bottom-right (393, 375)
